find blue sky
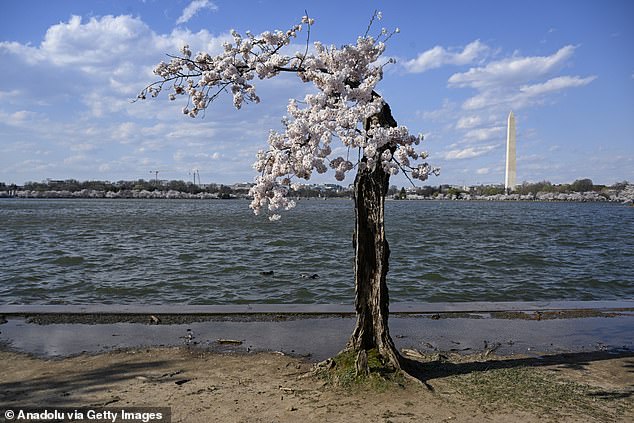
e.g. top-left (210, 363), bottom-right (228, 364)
top-left (1, 0), bottom-right (632, 187)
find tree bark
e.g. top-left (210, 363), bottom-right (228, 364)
top-left (346, 101), bottom-right (402, 369)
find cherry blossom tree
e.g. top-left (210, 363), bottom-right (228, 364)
top-left (139, 12), bottom-right (437, 369)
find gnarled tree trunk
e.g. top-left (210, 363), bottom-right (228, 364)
top-left (346, 101), bottom-right (402, 369)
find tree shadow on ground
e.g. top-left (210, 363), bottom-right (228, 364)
top-left (401, 349), bottom-right (634, 394)
top-left (0, 356), bottom-right (178, 407)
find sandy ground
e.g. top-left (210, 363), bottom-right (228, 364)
top-left (1, 346), bottom-right (632, 423)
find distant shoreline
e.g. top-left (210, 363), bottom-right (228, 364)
top-left (2, 190), bottom-right (633, 204)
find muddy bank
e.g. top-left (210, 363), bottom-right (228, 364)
top-left (1, 346), bottom-right (632, 422)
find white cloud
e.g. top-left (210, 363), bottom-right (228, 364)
top-left (403, 40), bottom-right (489, 73)
top-left (166, 124), bottom-right (218, 140)
top-left (176, 0), bottom-right (218, 25)
top-left (0, 14), bottom-right (238, 129)
top-left (455, 115), bottom-right (482, 129)
top-left (464, 126), bottom-right (504, 142)
top-left (417, 99), bottom-right (457, 121)
top-left (460, 74), bottom-right (596, 111)
top-left (0, 89), bottom-right (20, 100)
top-left (444, 45), bottom-right (596, 113)
top-left (519, 75), bottom-right (596, 97)
top-left (8, 110), bottom-right (38, 124)
top-left (113, 122), bottom-right (139, 142)
top-left (1, 15), bottom-right (150, 68)
top-left (448, 45), bottom-right (576, 89)
top-left (444, 144), bottom-right (497, 160)
top-left (70, 143), bottom-right (97, 152)
top-left (0, 15), bottom-right (230, 87)
top-left (63, 154), bottom-right (89, 165)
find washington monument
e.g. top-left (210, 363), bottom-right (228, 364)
top-left (505, 110), bottom-right (516, 192)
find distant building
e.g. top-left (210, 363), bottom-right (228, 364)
top-left (231, 182), bottom-right (254, 191)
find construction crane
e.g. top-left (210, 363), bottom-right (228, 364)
top-left (150, 170), bottom-right (172, 186)
top-left (149, 170), bottom-right (160, 185)
top-left (189, 169), bottom-right (201, 185)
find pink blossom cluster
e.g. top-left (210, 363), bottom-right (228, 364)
top-left (141, 13), bottom-right (437, 220)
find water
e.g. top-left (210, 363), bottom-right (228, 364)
top-left (0, 199), bottom-right (632, 305)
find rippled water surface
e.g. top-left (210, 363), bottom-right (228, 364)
top-left (1, 199), bottom-right (632, 304)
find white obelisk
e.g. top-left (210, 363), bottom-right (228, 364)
top-left (505, 111), bottom-right (516, 192)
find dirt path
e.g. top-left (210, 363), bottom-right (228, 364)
top-left (1, 347), bottom-right (632, 422)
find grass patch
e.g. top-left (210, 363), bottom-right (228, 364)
top-left (448, 365), bottom-right (630, 421)
top-left (316, 349), bottom-right (406, 392)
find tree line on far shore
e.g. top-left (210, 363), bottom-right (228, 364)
top-left (0, 178), bottom-right (350, 199)
top-left (394, 178), bottom-right (630, 197)
top-left (0, 178), bottom-right (631, 201)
